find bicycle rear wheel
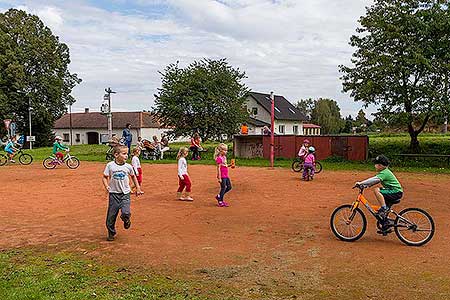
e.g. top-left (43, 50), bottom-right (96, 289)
top-left (0, 154), bottom-right (7, 166)
top-left (19, 153), bottom-right (33, 165)
top-left (330, 204), bottom-right (367, 242)
top-left (66, 156), bottom-right (80, 169)
top-left (315, 161), bottom-right (323, 174)
top-left (394, 208), bottom-right (435, 246)
top-left (43, 157), bottom-right (57, 169)
top-left (291, 160), bottom-right (303, 172)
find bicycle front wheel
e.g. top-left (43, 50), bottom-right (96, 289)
top-left (330, 204), bottom-right (367, 242)
top-left (394, 208), bottom-right (435, 246)
top-left (66, 156), bottom-right (80, 169)
top-left (43, 157), bottom-right (57, 169)
top-left (291, 160), bottom-right (303, 172)
top-left (19, 153), bottom-right (33, 165)
top-left (315, 161), bottom-right (323, 174)
top-left (0, 154), bottom-right (7, 166)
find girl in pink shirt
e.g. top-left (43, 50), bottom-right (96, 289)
top-left (302, 146), bottom-right (316, 181)
top-left (214, 143), bottom-right (232, 207)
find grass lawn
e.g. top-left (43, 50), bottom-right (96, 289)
top-left (2, 134), bottom-right (450, 173)
top-left (0, 250), bottom-right (232, 300)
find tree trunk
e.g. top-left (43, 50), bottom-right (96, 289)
top-left (407, 123), bottom-right (420, 153)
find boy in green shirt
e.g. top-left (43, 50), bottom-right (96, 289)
top-left (356, 155), bottom-right (403, 231)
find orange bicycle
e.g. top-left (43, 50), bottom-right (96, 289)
top-left (330, 183), bottom-right (435, 246)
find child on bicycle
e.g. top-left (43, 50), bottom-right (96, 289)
top-left (53, 136), bottom-right (68, 163)
top-left (103, 145), bottom-right (143, 241)
top-left (356, 155), bottom-right (403, 228)
top-left (4, 135), bottom-right (19, 163)
top-left (302, 146), bottom-right (316, 181)
top-left (297, 139), bottom-right (310, 160)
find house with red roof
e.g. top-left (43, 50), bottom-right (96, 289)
top-left (53, 109), bottom-right (170, 144)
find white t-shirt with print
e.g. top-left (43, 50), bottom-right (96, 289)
top-left (103, 161), bottom-right (134, 194)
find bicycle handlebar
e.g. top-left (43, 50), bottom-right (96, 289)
top-left (352, 183), bottom-right (368, 190)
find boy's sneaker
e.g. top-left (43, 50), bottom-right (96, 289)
top-left (182, 196), bottom-right (194, 201)
top-left (9, 160), bottom-right (16, 163)
top-left (218, 201), bottom-right (229, 207)
top-left (107, 232), bottom-right (115, 241)
top-left (120, 215), bottom-right (131, 229)
top-left (376, 207), bottom-right (389, 220)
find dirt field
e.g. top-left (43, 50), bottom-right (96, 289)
top-left (1, 162), bottom-right (450, 299)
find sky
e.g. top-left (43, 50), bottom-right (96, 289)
top-left (0, 0), bottom-right (376, 118)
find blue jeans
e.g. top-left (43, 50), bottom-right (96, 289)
top-left (218, 177), bottom-right (232, 201)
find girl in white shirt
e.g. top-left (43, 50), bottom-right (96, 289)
top-left (177, 147), bottom-right (193, 201)
top-left (131, 147), bottom-right (143, 186)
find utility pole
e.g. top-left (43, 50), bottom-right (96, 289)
top-left (104, 87), bottom-right (116, 139)
top-left (270, 91), bottom-right (275, 169)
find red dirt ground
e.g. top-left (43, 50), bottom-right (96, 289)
top-left (1, 162), bottom-right (450, 299)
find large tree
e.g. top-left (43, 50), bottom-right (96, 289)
top-left (0, 9), bottom-right (81, 146)
top-left (340, 0), bottom-right (450, 151)
top-left (295, 98), bottom-right (314, 121)
top-left (310, 98), bottom-right (344, 134)
top-left (153, 58), bottom-right (249, 141)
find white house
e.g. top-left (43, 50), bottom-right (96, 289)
top-left (53, 109), bottom-right (172, 145)
top-left (244, 92), bottom-right (309, 135)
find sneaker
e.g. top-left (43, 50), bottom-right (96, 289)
top-left (376, 207), bottom-right (388, 220)
top-left (215, 194), bottom-right (221, 201)
top-left (107, 232), bottom-right (115, 241)
top-left (182, 196), bottom-right (194, 201)
top-left (120, 215), bottom-right (131, 229)
top-left (9, 160), bottom-right (16, 163)
top-left (217, 201), bottom-right (229, 207)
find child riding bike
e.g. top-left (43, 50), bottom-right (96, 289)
top-left (4, 135), bottom-right (20, 163)
top-left (53, 136), bottom-right (69, 163)
top-left (297, 139), bottom-right (310, 160)
top-left (355, 155), bottom-right (403, 233)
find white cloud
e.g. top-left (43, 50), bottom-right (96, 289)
top-left (0, 0), bottom-right (375, 117)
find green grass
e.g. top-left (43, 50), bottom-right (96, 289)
top-left (4, 134), bottom-right (450, 173)
top-left (0, 250), bottom-right (233, 300)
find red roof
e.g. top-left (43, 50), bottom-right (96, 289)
top-left (303, 123), bottom-right (321, 128)
top-left (54, 111), bottom-right (162, 129)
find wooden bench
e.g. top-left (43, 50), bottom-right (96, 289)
top-left (392, 154), bottom-right (450, 166)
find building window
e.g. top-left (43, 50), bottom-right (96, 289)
top-left (76, 134), bottom-right (80, 142)
top-left (251, 107), bottom-right (258, 116)
top-left (293, 125), bottom-right (298, 135)
top-left (279, 125), bottom-right (285, 134)
top-left (63, 133), bottom-right (69, 142)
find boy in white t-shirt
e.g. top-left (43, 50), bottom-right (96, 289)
top-left (102, 145), bottom-right (143, 241)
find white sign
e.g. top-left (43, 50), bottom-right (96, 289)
top-left (26, 136), bottom-right (36, 142)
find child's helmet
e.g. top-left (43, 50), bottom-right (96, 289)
top-left (303, 139), bottom-right (310, 144)
top-left (372, 155), bottom-right (389, 166)
top-left (308, 146), bottom-right (315, 153)
top-left (55, 136), bottom-right (62, 141)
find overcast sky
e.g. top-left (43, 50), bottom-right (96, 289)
top-left (0, 0), bottom-right (375, 118)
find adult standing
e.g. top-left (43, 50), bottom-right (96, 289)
top-left (160, 133), bottom-right (170, 159)
top-left (190, 133), bottom-right (202, 160)
top-left (122, 123), bottom-right (133, 153)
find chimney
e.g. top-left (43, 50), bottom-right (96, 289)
top-left (84, 108), bottom-right (89, 113)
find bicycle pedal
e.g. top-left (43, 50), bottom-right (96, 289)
top-left (377, 229), bottom-right (392, 236)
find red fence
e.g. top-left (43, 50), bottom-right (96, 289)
top-left (234, 135), bottom-right (368, 161)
